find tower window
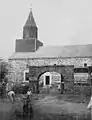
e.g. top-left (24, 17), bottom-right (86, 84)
top-left (84, 63), bottom-right (87, 67)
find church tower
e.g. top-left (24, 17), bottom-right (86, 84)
top-left (23, 9), bottom-right (38, 39)
top-left (15, 8), bottom-right (43, 52)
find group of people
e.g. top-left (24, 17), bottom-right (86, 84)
top-left (7, 87), bottom-right (33, 117)
top-left (23, 88), bottom-right (33, 117)
top-left (7, 87), bottom-right (32, 103)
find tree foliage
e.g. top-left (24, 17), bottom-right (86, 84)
top-left (0, 61), bottom-right (8, 84)
top-left (0, 61), bottom-right (9, 97)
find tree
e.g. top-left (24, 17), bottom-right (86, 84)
top-left (0, 61), bottom-right (8, 97)
top-left (0, 61), bottom-right (8, 83)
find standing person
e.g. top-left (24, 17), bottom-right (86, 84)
top-left (23, 99), bottom-right (29, 116)
top-left (61, 74), bottom-right (64, 94)
top-left (26, 88), bottom-right (32, 104)
top-left (8, 90), bottom-right (15, 103)
top-left (23, 98), bottom-right (34, 118)
top-left (23, 88), bottom-right (33, 118)
top-left (87, 96), bottom-right (92, 109)
top-left (87, 96), bottom-right (92, 119)
top-left (58, 84), bottom-right (61, 91)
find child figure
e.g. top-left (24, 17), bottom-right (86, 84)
top-left (26, 88), bottom-right (32, 104)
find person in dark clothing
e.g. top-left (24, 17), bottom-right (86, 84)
top-left (23, 101), bottom-right (29, 116)
top-left (23, 98), bottom-right (33, 118)
top-left (61, 74), bottom-right (64, 94)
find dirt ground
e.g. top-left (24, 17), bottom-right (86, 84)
top-left (33, 95), bottom-right (91, 118)
top-left (0, 94), bottom-right (91, 120)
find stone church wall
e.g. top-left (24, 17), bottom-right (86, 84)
top-left (8, 60), bottom-right (27, 83)
top-left (8, 57), bottom-right (92, 82)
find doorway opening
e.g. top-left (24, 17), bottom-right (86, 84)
top-left (38, 71), bottom-right (62, 94)
top-left (45, 76), bottom-right (50, 85)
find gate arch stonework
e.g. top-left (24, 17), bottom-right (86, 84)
top-left (28, 65), bottom-right (74, 94)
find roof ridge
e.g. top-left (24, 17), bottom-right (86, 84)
top-left (43, 44), bottom-right (92, 47)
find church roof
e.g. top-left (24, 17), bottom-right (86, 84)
top-left (24, 9), bottom-right (37, 27)
top-left (9, 44), bottom-right (92, 59)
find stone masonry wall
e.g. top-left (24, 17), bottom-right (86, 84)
top-left (8, 60), bottom-right (27, 83)
top-left (8, 57), bottom-right (92, 82)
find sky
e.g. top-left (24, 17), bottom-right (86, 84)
top-left (0, 0), bottom-right (92, 59)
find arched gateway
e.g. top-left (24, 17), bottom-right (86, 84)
top-left (28, 65), bottom-right (74, 94)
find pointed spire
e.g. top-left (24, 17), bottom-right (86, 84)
top-left (24, 7), bottom-right (37, 27)
top-left (30, 4), bottom-right (32, 12)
